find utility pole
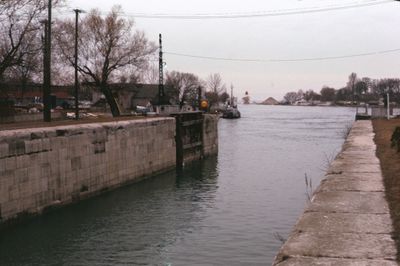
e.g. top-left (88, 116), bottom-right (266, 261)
top-left (43, 0), bottom-right (52, 122)
top-left (230, 84), bottom-right (234, 107)
top-left (198, 86), bottom-right (202, 110)
top-left (387, 93), bottom-right (390, 120)
top-left (158, 33), bottom-right (165, 105)
top-left (73, 9), bottom-right (83, 120)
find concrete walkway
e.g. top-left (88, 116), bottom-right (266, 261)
top-left (273, 121), bottom-right (398, 265)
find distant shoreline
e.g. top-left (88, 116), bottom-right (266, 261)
top-left (243, 103), bottom-right (400, 108)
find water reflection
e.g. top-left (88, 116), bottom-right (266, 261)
top-left (0, 158), bottom-right (219, 265)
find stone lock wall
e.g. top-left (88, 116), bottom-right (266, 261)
top-left (0, 118), bottom-right (176, 222)
top-left (202, 114), bottom-right (219, 157)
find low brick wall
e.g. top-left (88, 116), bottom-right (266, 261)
top-left (0, 118), bottom-right (176, 223)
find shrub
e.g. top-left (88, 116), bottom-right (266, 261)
top-left (391, 127), bottom-right (400, 152)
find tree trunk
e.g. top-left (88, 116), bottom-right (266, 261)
top-left (100, 83), bottom-right (121, 117)
top-left (21, 78), bottom-right (27, 102)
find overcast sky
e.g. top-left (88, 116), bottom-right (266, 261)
top-left (65, 0), bottom-right (400, 101)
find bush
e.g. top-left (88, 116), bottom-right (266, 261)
top-left (0, 99), bottom-right (15, 116)
top-left (391, 127), bottom-right (400, 152)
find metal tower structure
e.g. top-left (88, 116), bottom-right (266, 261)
top-left (158, 33), bottom-right (165, 104)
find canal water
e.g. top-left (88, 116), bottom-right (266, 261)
top-left (0, 105), bottom-right (355, 265)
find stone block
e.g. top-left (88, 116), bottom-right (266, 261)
top-left (0, 173), bottom-right (13, 203)
top-left (16, 155), bottom-right (29, 169)
top-left (8, 184), bottom-right (19, 201)
top-left (275, 257), bottom-right (397, 266)
top-left (58, 148), bottom-right (69, 161)
top-left (90, 167), bottom-right (100, 179)
top-left (71, 156), bottom-right (82, 171)
top-left (29, 179), bottom-right (40, 195)
top-left (1, 200), bottom-right (20, 219)
top-left (0, 143), bottom-right (8, 158)
top-left (77, 155), bottom-right (88, 169)
top-left (277, 232), bottom-right (396, 261)
top-left (42, 138), bottom-right (51, 151)
top-left (40, 163), bottom-right (51, 178)
top-left (15, 168), bottom-right (29, 184)
top-left (5, 157), bottom-right (16, 171)
top-left (297, 212), bottom-right (393, 234)
top-left (34, 139), bottom-right (43, 153)
top-left (0, 159), bottom-right (5, 172)
top-left (77, 167), bottom-right (90, 180)
top-left (319, 177), bottom-right (385, 192)
top-left (8, 140), bottom-right (26, 156)
top-left (307, 191), bottom-right (390, 214)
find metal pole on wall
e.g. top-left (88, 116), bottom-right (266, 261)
top-left (73, 9), bottom-right (82, 120)
top-left (158, 33), bottom-right (165, 105)
top-left (387, 93), bottom-right (390, 120)
top-left (42, 19), bottom-right (50, 122)
top-left (198, 86), bottom-right (202, 110)
top-left (43, 0), bottom-right (52, 122)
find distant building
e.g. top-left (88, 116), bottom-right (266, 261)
top-left (242, 91), bottom-right (250, 104)
top-left (295, 99), bottom-right (309, 106)
top-left (0, 82), bottom-right (179, 113)
top-left (0, 83), bottom-right (73, 107)
top-left (90, 83), bottom-right (178, 112)
top-left (261, 97), bottom-right (279, 105)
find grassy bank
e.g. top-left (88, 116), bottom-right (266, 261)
top-left (373, 118), bottom-right (400, 260)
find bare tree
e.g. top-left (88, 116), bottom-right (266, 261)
top-left (320, 86), bottom-right (336, 102)
top-left (205, 73), bottom-right (227, 108)
top-left (0, 0), bottom-right (62, 81)
top-left (347, 72), bottom-right (358, 102)
top-left (283, 91), bottom-right (299, 104)
top-left (354, 81), bottom-right (368, 95)
top-left (304, 90), bottom-right (321, 102)
top-left (140, 63), bottom-right (159, 84)
top-left (54, 6), bottom-right (156, 116)
top-left (206, 73), bottom-right (226, 94)
top-left (6, 28), bottom-right (43, 98)
top-left (372, 78), bottom-right (400, 103)
top-left (118, 61), bottom-right (158, 84)
top-left (165, 71), bottom-right (202, 108)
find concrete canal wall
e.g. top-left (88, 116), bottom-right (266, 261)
top-left (202, 114), bottom-right (219, 157)
top-left (273, 120), bottom-right (397, 265)
top-left (0, 115), bottom-right (218, 224)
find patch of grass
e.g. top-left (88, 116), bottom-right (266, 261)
top-left (304, 173), bottom-right (313, 202)
top-left (339, 123), bottom-right (353, 139)
top-left (373, 118), bottom-right (400, 261)
top-left (273, 232), bottom-right (286, 244)
top-left (319, 152), bottom-right (336, 172)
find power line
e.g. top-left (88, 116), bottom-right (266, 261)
top-left (116, 0), bottom-right (394, 19)
top-left (57, 0), bottom-right (396, 21)
top-left (165, 48), bottom-right (400, 62)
